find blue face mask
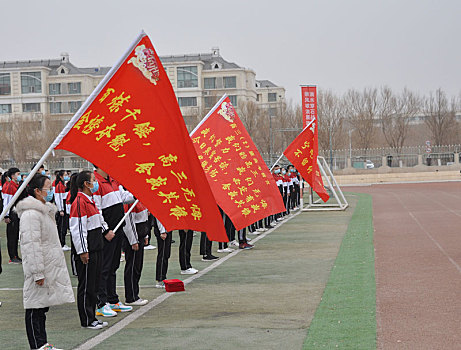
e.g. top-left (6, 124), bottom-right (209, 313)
top-left (282, 170), bottom-right (286, 175)
top-left (64, 176), bottom-right (70, 181)
top-left (41, 170), bottom-right (46, 176)
top-left (274, 169), bottom-right (280, 174)
top-left (45, 189), bottom-right (54, 202)
top-left (16, 175), bottom-right (22, 182)
top-left (90, 181), bottom-right (99, 194)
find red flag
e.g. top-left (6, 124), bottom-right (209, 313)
top-left (55, 33), bottom-right (227, 242)
top-left (190, 96), bottom-right (286, 230)
top-left (284, 120), bottom-right (329, 202)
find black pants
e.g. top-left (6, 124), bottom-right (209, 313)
top-left (224, 215), bottom-right (236, 242)
top-left (25, 307), bottom-right (49, 349)
top-left (56, 213), bottom-right (69, 247)
top-left (124, 237), bottom-right (145, 303)
top-left (178, 230), bottom-right (193, 270)
top-left (97, 234), bottom-right (122, 308)
top-left (6, 212), bottom-right (20, 260)
top-left (200, 232), bottom-right (212, 256)
top-left (75, 250), bottom-right (102, 327)
top-left (238, 228), bottom-right (247, 244)
top-left (155, 231), bottom-right (172, 281)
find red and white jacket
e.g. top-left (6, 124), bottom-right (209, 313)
top-left (2, 180), bottom-right (19, 217)
top-left (53, 180), bottom-right (67, 212)
top-left (123, 201), bottom-right (149, 245)
top-left (65, 191), bottom-right (72, 215)
top-left (70, 192), bottom-right (107, 254)
top-left (290, 173), bottom-right (299, 186)
top-left (93, 171), bottom-right (135, 231)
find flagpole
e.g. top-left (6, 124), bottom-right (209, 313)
top-left (269, 153), bottom-right (284, 171)
top-left (0, 31), bottom-right (146, 222)
top-left (190, 94), bottom-right (228, 136)
top-left (113, 199), bottom-right (139, 233)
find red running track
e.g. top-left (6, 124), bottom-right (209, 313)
top-left (348, 182), bottom-right (461, 350)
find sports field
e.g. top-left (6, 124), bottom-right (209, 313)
top-left (1, 192), bottom-right (376, 349)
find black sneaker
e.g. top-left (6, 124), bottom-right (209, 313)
top-left (11, 257), bottom-right (22, 264)
top-left (201, 255), bottom-right (219, 261)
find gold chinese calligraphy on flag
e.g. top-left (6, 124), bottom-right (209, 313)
top-left (283, 120), bottom-right (329, 202)
top-left (55, 33), bottom-right (227, 242)
top-left (190, 96), bottom-right (286, 230)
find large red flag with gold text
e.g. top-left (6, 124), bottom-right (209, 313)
top-left (55, 33), bottom-right (227, 241)
top-left (190, 96), bottom-right (286, 230)
top-left (283, 120), bottom-right (329, 202)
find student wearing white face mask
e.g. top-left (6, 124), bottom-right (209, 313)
top-left (16, 174), bottom-right (74, 350)
top-left (2, 167), bottom-right (22, 264)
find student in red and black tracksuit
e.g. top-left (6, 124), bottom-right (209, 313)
top-left (67, 173), bottom-right (78, 276)
top-left (122, 201), bottom-right (149, 306)
top-left (178, 229), bottom-right (198, 274)
top-left (92, 166), bottom-right (135, 316)
top-left (54, 170), bottom-right (69, 249)
top-left (272, 165), bottom-right (284, 221)
top-left (2, 167), bottom-right (22, 263)
top-left (281, 167), bottom-right (290, 215)
top-left (152, 217), bottom-right (172, 288)
top-left (70, 171), bottom-right (111, 330)
top-left (289, 167), bottom-right (300, 209)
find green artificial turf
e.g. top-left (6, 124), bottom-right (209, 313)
top-left (303, 193), bottom-right (376, 349)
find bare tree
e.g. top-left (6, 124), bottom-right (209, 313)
top-left (379, 87), bottom-right (420, 152)
top-left (317, 89), bottom-right (346, 151)
top-left (424, 89), bottom-right (456, 146)
top-left (344, 88), bottom-right (379, 151)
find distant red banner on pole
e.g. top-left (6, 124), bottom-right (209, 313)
top-left (55, 33), bottom-right (227, 242)
top-left (190, 96), bottom-right (286, 230)
top-left (302, 86), bottom-right (317, 128)
top-left (284, 120), bottom-right (329, 202)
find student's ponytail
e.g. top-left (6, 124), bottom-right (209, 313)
top-left (70, 170), bottom-right (92, 204)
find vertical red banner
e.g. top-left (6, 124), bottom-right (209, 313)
top-left (301, 86), bottom-right (317, 128)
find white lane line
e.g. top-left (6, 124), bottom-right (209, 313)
top-left (391, 192), bottom-right (461, 274)
top-left (74, 211), bottom-right (302, 350)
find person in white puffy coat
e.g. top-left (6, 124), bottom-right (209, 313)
top-left (16, 174), bottom-right (74, 350)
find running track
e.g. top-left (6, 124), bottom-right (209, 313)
top-left (348, 182), bottom-right (461, 350)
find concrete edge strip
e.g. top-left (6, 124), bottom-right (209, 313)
top-left (73, 210), bottom-right (302, 350)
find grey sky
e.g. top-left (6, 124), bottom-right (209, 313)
top-left (1, 0), bottom-right (460, 102)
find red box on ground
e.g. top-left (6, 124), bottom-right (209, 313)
top-left (163, 279), bottom-right (185, 292)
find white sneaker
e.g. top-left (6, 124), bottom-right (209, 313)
top-left (84, 321), bottom-right (103, 330)
top-left (125, 298), bottom-right (148, 306)
top-left (256, 228), bottom-right (266, 232)
top-left (97, 320), bottom-right (108, 327)
top-left (189, 267), bottom-right (198, 273)
top-left (181, 268), bottom-right (198, 275)
top-left (120, 252), bottom-right (125, 262)
top-left (229, 240), bottom-right (239, 247)
top-left (144, 244), bottom-right (156, 250)
top-left (62, 245), bottom-right (71, 251)
top-left (217, 247), bottom-right (234, 253)
top-left (38, 343), bottom-right (62, 350)
top-left (246, 237), bottom-right (252, 242)
top-left (96, 303), bottom-right (117, 317)
top-left (155, 281), bottom-right (165, 288)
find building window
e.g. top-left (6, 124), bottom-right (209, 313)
top-left (49, 83), bottom-right (61, 95)
top-left (224, 76), bottom-right (236, 88)
top-left (21, 72), bottom-right (42, 94)
top-left (178, 97), bottom-right (197, 107)
top-left (50, 102), bottom-right (62, 114)
top-left (204, 96), bottom-right (218, 109)
top-left (69, 101), bottom-right (82, 113)
top-left (269, 107), bottom-right (277, 116)
top-left (204, 77), bottom-right (216, 89)
top-left (268, 92), bottom-right (277, 102)
top-left (177, 66), bottom-right (198, 88)
top-left (256, 94), bottom-right (262, 102)
top-left (23, 103), bottom-right (41, 113)
top-left (68, 82), bottom-right (81, 94)
top-left (0, 104), bottom-right (12, 114)
top-left (228, 95), bottom-right (237, 106)
top-left (0, 73), bottom-right (11, 95)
